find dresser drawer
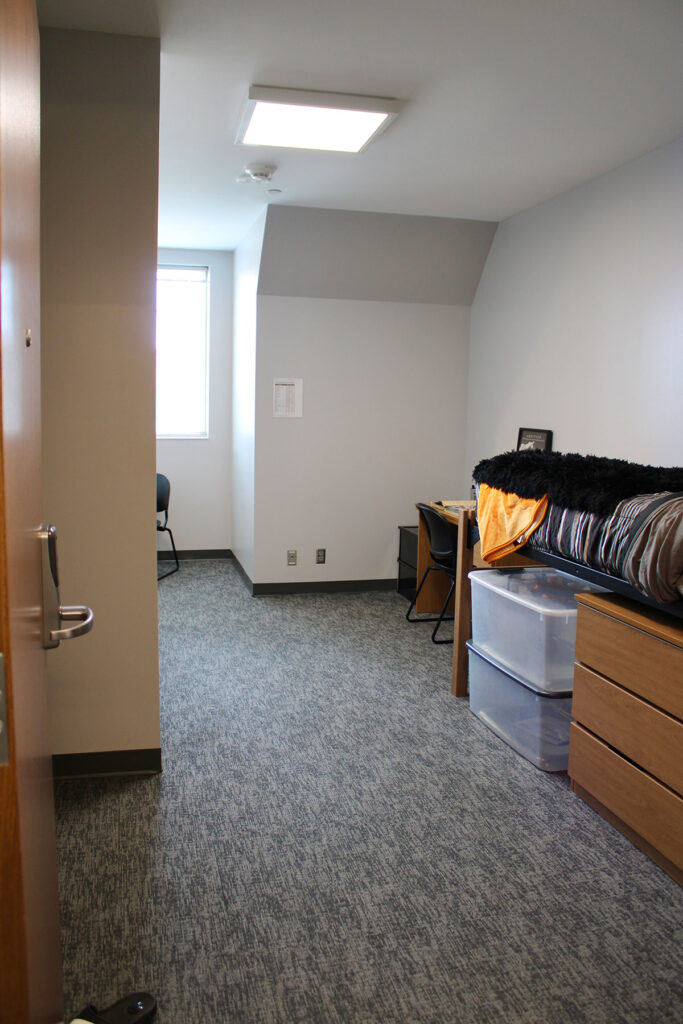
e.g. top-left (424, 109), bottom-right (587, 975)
top-left (569, 723), bottom-right (683, 870)
top-left (572, 664), bottom-right (683, 796)
top-left (575, 604), bottom-right (683, 719)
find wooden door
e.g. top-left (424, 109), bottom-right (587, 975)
top-left (0, 0), bottom-right (64, 1020)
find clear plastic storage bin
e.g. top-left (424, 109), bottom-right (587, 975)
top-left (469, 567), bottom-right (603, 693)
top-left (467, 641), bottom-right (573, 771)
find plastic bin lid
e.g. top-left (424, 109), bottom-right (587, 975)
top-left (468, 567), bottom-right (603, 615)
top-left (466, 640), bottom-right (573, 696)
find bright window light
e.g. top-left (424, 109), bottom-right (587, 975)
top-left (156, 266), bottom-right (209, 439)
top-left (237, 86), bottom-right (402, 153)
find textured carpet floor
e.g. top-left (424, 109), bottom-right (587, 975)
top-left (55, 560), bottom-right (683, 1024)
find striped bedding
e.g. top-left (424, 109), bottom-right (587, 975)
top-left (526, 491), bottom-right (683, 604)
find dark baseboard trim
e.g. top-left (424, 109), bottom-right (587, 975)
top-left (53, 747), bottom-right (162, 779)
top-left (232, 554), bottom-right (255, 594)
top-left (158, 549), bottom-right (233, 561)
top-left (206, 555), bottom-right (395, 597)
top-left (253, 579), bottom-right (396, 596)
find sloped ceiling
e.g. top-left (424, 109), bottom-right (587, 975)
top-left (258, 207), bottom-right (497, 304)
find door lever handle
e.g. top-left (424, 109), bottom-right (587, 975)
top-left (39, 525), bottom-right (94, 649)
top-left (49, 604), bottom-right (94, 643)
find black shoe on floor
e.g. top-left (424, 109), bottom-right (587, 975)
top-left (74, 993), bottom-right (156, 1024)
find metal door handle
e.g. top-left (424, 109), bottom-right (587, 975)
top-left (39, 525), bottom-right (94, 649)
top-left (50, 604), bottom-right (94, 642)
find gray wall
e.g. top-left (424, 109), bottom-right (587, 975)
top-left (41, 28), bottom-right (161, 755)
top-left (258, 206), bottom-right (497, 304)
top-left (466, 136), bottom-right (683, 482)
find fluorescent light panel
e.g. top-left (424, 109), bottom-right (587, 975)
top-left (237, 86), bottom-right (401, 153)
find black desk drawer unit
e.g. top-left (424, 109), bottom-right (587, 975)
top-left (397, 525), bottom-right (418, 600)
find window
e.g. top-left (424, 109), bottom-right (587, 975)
top-left (156, 265), bottom-right (209, 438)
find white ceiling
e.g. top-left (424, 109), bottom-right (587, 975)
top-left (37, 0), bottom-right (683, 250)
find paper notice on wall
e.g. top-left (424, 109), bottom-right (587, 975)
top-left (273, 378), bottom-right (303, 417)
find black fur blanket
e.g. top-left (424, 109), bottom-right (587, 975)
top-left (472, 450), bottom-right (683, 516)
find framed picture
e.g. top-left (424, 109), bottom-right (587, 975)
top-left (517, 427), bottom-right (553, 452)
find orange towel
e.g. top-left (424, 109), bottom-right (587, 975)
top-left (477, 483), bottom-right (549, 561)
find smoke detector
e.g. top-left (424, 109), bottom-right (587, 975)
top-left (236, 163), bottom-right (276, 184)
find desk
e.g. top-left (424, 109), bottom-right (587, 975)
top-left (414, 501), bottom-right (475, 699)
top-left (415, 501), bottom-right (536, 699)
top-left (415, 501), bottom-right (475, 615)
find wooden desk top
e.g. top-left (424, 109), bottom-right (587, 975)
top-left (417, 499), bottom-right (475, 526)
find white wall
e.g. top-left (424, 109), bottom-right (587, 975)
top-left (231, 211), bottom-right (266, 579)
top-left (466, 136), bottom-right (683, 484)
top-left (41, 29), bottom-right (161, 755)
top-left (253, 296), bottom-right (470, 583)
top-left (157, 248), bottom-right (233, 551)
top-left (231, 205), bottom-right (496, 585)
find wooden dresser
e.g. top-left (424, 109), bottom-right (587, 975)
top-left (570, 592), bottom-right (683, 884)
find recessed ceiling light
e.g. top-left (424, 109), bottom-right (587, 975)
top-left (236, 86), bottom-right (402, 153)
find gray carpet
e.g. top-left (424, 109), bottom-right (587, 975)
top-left (55, 560), bottom-right (683, 1024)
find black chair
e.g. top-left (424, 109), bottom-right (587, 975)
top-left (157, 473), bottom-right (179, 579)
top-left (406, 503), bottom-right (458, 643)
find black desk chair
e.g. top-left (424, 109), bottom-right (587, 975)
top-left (406, 503), bottom-right (457, 643)
top-left (157, 473), bottom-right (179, 579)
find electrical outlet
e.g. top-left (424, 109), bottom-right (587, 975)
top-left (316, 548), bottom-right (326, 564)
top-left (287, 549), bottom-right (297, 566)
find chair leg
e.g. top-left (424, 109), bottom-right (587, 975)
top-left (431, 579), bottom-right (456, 644)
top-left (406, 566), bottom-right (443, 624)
top-left (157, 526), bottom-right (179, 580)
top-left (407, 566), bottom-right (457, 633)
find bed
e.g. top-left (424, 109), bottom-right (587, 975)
top-left (471, 450), bottom-right (683, 618)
